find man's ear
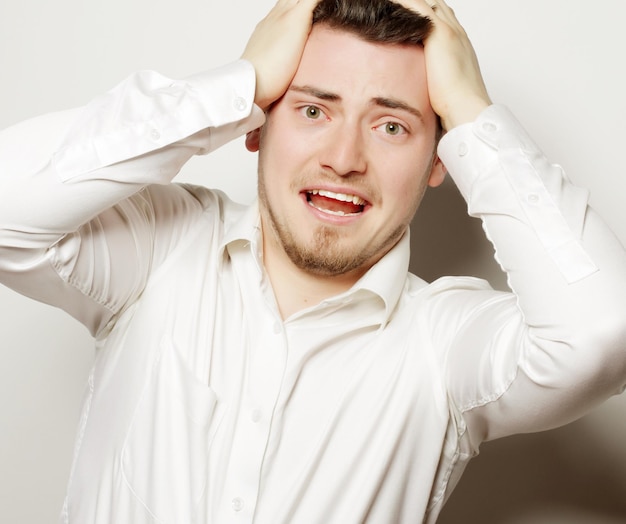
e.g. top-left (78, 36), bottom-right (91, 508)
top-left (427, 156), bottom-right (447, 188)
top-left (245, 128), bottom-right (262, 152)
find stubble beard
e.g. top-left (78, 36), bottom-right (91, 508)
top-left (258, 172), bottom-right (410, 278)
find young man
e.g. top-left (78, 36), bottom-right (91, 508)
top-left (0, 0), bottom-right (625, 522)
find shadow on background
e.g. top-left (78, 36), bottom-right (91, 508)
top-left (438, 420), bottom-right (626, 524)
top-left (409, 177), bottom-right (508, 291)
top-left (409, 180), bottom-right (626, 523)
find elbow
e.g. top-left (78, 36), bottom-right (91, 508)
top-left (570, 310), bottom-right (626, 394)
top-left (526, 309), bottom-right (626, 395)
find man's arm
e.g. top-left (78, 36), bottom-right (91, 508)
top-left (0, 61), bottom-right (264, 334)
top-left (0, 0), bottom-right (318, 335)
top-left (401, 0), bottom-right (626, 444)
top-left (440, 106), bottom-right (626, 443)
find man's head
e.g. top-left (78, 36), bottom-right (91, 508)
top-left (248, 0), bottom-right (446, 283)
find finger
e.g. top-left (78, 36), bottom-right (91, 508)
top-left (426, 0), bottom-right (460, 25)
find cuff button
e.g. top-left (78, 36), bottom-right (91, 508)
top-left (233, 97), bottom-right (248, 112)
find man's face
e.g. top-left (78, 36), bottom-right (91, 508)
top-left (253, 25), bottom-right (444, 279)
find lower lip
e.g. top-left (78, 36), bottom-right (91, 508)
top-left (300, 193), bottom-right (367, 225)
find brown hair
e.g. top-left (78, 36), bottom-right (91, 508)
top-left (312, 0), bottom-right (433, 46)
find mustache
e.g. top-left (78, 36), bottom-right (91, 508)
top-left (288, 168), bottom-right (378, 200)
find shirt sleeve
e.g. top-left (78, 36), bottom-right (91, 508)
top-left (0, 60), bottom-right (265, 336)
top-left (436, 105), bottom-right (626, 449)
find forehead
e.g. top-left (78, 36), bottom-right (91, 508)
top-left (292, 25), bottom-right (432, 113)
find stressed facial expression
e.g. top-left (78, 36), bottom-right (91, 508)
top-left (252, 25), bottom-right (444, 279)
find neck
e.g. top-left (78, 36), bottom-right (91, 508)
top-left (262, 235), bottom-right (366, 320)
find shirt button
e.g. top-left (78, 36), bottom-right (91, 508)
top-left (273, 321), bottom-right (282, 334)
top-left (527, 193), bottom-right (540, 204)
top-left (482, 121), bottom-right (498, 134)
top-left (149, 128), bottom-right (161, 141)
top-left (251, 409), bottom-right (262, 423)
top-left (458, 142), bottom-right (469, 157)
top-left (233, 97), bottom-right (248, 112)
top-left (231, 497), bottom-right (245, 512)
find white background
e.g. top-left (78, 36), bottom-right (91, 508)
top-left (1, 1), bottom-right (625, 522)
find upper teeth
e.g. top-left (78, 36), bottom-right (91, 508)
top-left (308, 189), bottom-right (366, 206)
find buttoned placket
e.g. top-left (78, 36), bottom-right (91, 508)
top-left (217, 244), bottom-right (288, 523)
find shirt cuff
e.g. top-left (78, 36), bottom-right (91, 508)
top-left (437, 105), bottom-right (539, 200)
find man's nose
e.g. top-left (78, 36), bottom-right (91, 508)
top-left (318, 120), bottom-right (367, 176)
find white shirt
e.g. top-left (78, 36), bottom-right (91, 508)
top-left (0, 60), bottom-right (625, 524)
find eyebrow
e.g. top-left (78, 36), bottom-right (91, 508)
top-left (289, 85), bottom-right (341, 102)
top-left (288, 85), bottom-right (424, 122)
top-left (372, 97), bottom-right (424, 122)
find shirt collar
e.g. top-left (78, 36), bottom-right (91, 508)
top-left (220, 199), bottom-right (412, 327)
top-left (219, 198), bottom-right (263, 272)
top-left (350, 230), bottom-right (411, 325)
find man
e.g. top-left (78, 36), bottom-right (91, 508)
top-left (0, 0), bottom-right (625, 523)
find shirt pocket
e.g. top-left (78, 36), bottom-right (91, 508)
top-left (121, 341), bottom-right (223, 523)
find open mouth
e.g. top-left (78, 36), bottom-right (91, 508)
top-left (305, 189), bottom-right (368, 217)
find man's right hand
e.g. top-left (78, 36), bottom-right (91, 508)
top-left (242, 0), bottom-right (319, 110)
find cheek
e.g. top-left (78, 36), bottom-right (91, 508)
top-left (388, 157), bottom-right (432, 198)
top-left (381, 165), bottom-right (432, 222)
top-left (259, 119), bottom-right (302, 170)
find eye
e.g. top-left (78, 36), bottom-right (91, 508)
top-left (372, 120), bottom-right (408, 137)
top-left (380, 121), bottom-right (406, 136)
top-left (301, 105), bottom-right (324, 120)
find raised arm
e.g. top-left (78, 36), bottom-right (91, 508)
top-left (0, 62), bottom-right (264, 334)
top-left (0, 0), bottom-right (317, 335)
top-left (399, 0), bottom-right (626, 445)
